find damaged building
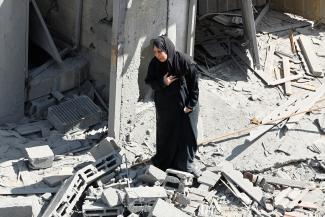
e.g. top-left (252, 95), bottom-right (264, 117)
top-left (0, 0), bottom-right (325, 216)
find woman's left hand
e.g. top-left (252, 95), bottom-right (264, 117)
top-left (184, 107), bottom-right (192, 113)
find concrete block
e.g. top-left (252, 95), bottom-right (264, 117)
top-left (25, 145), bottom-right (54, 169)
top-left (126, 186), bottom-right (168, 213)
top-left (27, 95), bottom-right (56, 118)
top-left (0, 196), bottom-right (41, 217)
top-left (90, 137), bottom-right (119, 160)
top-left (82, 201), bottom-right (123, 217)
top-left (197, 171), bottom-right (221, 187)
top-left (139, 165), bottom-right (167, 185)
top-left (28, 56), bottom-right (89, 100)
top-left (42, 152), bottom-right (121, 217)
top-left (148, 199), bottom-right (190, 217)
top-left (101, 187), bottom-right (123, 207)
top-left (47, 95), bottom-right (102, 133)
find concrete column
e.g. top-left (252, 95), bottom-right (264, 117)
top-left (108, 0), bottom-right (168, 141)
top-left (0, 0), bottom-right (28, 124)
top-left (187, 0), bottom-right (197, 57)
top-left (241, 0), bottom-right (261, 68)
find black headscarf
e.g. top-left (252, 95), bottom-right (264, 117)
top-left (152, 35), bottom-right (194, 77)
top-left (153, 36), bottom-right (176, 67)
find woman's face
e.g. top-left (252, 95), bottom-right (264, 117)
top-left (153, 46), bottom-right (168, 63)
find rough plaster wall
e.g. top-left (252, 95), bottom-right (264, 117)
top-left (36, 0), bottom-right (113, 101)
top-left (0, 0), bottom-right (27, 124)
top-left (119, 0), bottom-right (167, 141)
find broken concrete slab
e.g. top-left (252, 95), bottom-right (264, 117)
top-left (0, 196), bottom-right (41, 217)
top-left (217, 161), bottom-right (264, 206)
top-left (148, 199), bottom-right (190, 217)
top-left (25, 145), bottom-right (54, 169)
top-left (298, 36), bottom-right (323, 77)
top-left (125, 186), bottom-right (167, 213)
top-left (43, 167), bottom-right (74, 187)
top-left (262, 175), bottom-right (315, 189)
top-left (15, 120), bottom-right (52, 136)
top-left (197, 170), bottom-right (221, 187)
top-left (47, 95), bottom-right (102, 133)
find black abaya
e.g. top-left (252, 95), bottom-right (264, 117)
top-left (145, 36), bottom-right (199, 172)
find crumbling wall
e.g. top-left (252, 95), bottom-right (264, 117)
top-left (36, 0), bottom-right (113, 101)
top-left (0, 0), bottom-right (28, 124)
top-left (271, 0), bottom-right (324, 22)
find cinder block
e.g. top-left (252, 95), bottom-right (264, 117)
top-left (82, 201), bottom-right (124, 217)
top-left (126, 186), bottom-right (168, 213)
top-left (47, 95), bottom-right (102, 133)
top-left (101, 187), bottom-right (123, 207)
top-left (148, 199), bottom-right (190, 217)
top-left (42, 152), bottom-right (122, 217)
top-left (25, 145), bottom-right (54, 169)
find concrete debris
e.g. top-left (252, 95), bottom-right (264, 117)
top-left (25, 145), bottom-right (54, 169)
top-left (47, 95), bottom-right (102, 133)
top-left (41, 151), bottom-right (122, 217)
top-left (138, 165), bottom-right (167, 185)
top-left (101, 187), bottom-right (124, 207)
top-left (28, 56), bottom-right (89, 101)
top-left (0, 196), bottom-right (41, 217)
top-left (217, 161), bottom-right (264, 206)
top-left (82, 201), bottom-right (124, 217)
top-left (15, 120), bottom-right (52, 136)
top-left (148, 199), bottom-right (190, 217)
top-left (197, 170), bottom-right (221, 187)
top-left (43, 167), bottom-right (74, 187)
top-left (125, 186), bottom-right (167, 213)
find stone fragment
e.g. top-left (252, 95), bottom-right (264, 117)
top-left (101, 187), bottom-right (123, 207)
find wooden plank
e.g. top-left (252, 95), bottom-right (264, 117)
top-left (291, 82), bottom-right (316, 91)
top-left (298, 36), bottom-right (323, 77)
top-left (255, 0), bottom-right (270, 27)
top-left (268, 74), bottom-right (303, 86)
top-left (289, 30), bottom-right (296, 53)
top-left (264, 43), bottom-right (276, 79)
top-left (282, 56), bottom-right (293, 96)
top-left (287, 83), bottom-right (325, 127)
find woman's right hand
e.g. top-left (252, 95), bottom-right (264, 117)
top-left (163, 73), bottom-right (178, 86)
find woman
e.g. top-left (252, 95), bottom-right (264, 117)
top-left (145, 35), bottom-right (201, 177)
